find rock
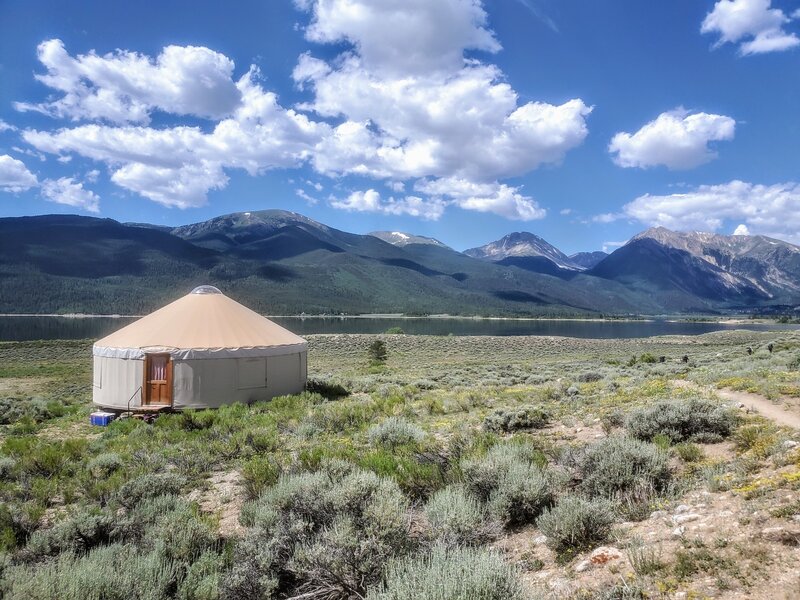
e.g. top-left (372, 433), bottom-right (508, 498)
top-left (650, 510), bottom-right (668, 520)
top-left (675, 504), bottom-right (690, 514)
top-left (575, 560), bottom-right (591, 573)
top-left (672, 526), bottom-right (685, 537)
top-left (674, 593), bottom-right (688, 599)
top-left (567, 385), bottom-right (580, 396)
top-left (783, 440), bottom-right (799, 449)
top-left (532, 535), bottom-right (548, 545)
top-left (589, 546), bottom-right (623, 565)
top-left (672, 513), bottom-right (700, 525)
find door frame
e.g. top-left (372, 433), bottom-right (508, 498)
top-left (142, 353), bottom-right (173, 406)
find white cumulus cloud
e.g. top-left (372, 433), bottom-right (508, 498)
top-left (40, 177), bottom-right (100, 213)
top-left (0, 155), bottom-right (38, 192)
top-left (622, 180), bottom-right (800, 242)
top-left (733, 223), bottom-right (750, 235)
top-left (331, 189), bottom-right (446, 220)
top-left (15, 39), bottom-right (242, 123)
top-left (22, 57), bottom-right (326, 208)
top-left (609, 109), bottom-right (735, 170)
top-left (294, 0), bottom-right (590, 219)
top-left (701, 0), bottom-right (799, 55)
top-left (16, 1), bottom-right (590, 220)
top-left (415, 177), bottom-right (545, 221)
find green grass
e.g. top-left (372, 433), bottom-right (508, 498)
top-left (0, 329), bottom-right (797, 599)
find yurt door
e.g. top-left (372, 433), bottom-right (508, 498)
top-left (143, 353), bottom-right (172, 406)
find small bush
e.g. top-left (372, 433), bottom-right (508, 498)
top-left (574, 436), bottom-right (670, 515)
top-left (366, 545), bottom-right (526, 600)
top-left (87, 453), bottom-right (123, 478)
top-left (368, 417), bottom-right (425, 450)
top-left (24, 508), bottom-right (114, 560)
top-left (639, 353), bottom-right (658, 364)
top-left (359, 451), bottom-right (444, 500)
top-left (627, 538), bottom-right (665, 576)
top-left (228, 468), bottom-right (412, 600)
top-left (577, 372), bottom-right (603, 383)
top-left (305, 378), bottom-right (350, 399)
top-left (626, 398), bottom-right (736, 444)
top-left (536, 495), bottom-right (615, 555)
top-left (674, 442), bottom-right (704, 463)
top-left (178, 550), bottom-right (223, 600)
top-left (601, 409), bottom-right (625, 434)
top-left (241, 457), bottom-right (280, 500)
top-left (117, 473), bottom-right (185, 508)
top-left (733, 423), bottom-right (779, 458)
top-left (423, 486), bottom-right (500, 547)
top-left (0, 457), bottom-right (16, 480)
top-left (461, 443), bottom-right (555, 526)
top-left (2, 543), bottom-right (178, 600)
top-left (368, 340), bottom-right (388, 364)
top-left (483, 405), bottom-right (549, 433)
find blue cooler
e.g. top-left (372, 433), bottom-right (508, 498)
top-left (90, 411), bottom-right (116, 426)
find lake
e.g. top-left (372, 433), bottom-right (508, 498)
top-left (1, 315), bottom-right (798, 341)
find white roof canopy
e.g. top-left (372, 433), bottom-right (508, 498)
top-left (93, 286), bottom-right (307, 360)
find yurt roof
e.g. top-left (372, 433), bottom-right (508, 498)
top-left (93, 286), bottom-right (307, 360)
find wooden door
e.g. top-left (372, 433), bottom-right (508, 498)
top-left (143, 354), bottom-right (172, 405)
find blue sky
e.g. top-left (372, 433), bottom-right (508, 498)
top-left (1, 0), bottom-right (799, 253)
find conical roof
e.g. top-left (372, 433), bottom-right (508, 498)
top-left (93, 286), bottom-right (307, 360)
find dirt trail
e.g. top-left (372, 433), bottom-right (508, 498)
top-left (673, 380), bottom-right (800, 430)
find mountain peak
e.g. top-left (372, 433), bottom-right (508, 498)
top-left (369, 231), bottom-right (448, 248)
top-left (464, 231), bottom-right (577, 269)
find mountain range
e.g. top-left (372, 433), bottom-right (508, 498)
top-left (0, 211), bottom-right (798, 316)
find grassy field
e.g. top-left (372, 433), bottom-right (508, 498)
top-left (0, 330), bottom-right (799, 598)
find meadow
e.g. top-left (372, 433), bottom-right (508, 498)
top-left (0, 330), bottom-right (799, 599)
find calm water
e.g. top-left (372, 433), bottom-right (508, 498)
top-left (1, 315), bottom-right (798, 341)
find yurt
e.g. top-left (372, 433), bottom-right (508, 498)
top-left (92, 285), bottom-right (307, 410)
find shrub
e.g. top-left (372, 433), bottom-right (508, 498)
top-left (461, 443), bottom-right (555, 526)
top-left (486, 461), bottom-right (555, 526)
top-left (178, 550), bottom-right (223, 600)
top-left (423, 486), bottom-right (500, 547)
top-left (366, 545), bottom-right (526, 600)
top-left (148, 503), bottom-right (219, 568)
top-left (733, 423), bottom-right (779, 458)
top-left (305, 378), bottom-right (350, 399)
top-left (577, 372), bottom-right (604, 383)
top-left (2, 543), bottom-right (178, 600)
top-left (368, 340), bottom-right (388, 364)
top-left (626, 398), bottom-right (737, 444)
top-left (241, 457), bottom-right (280, 500)
top-left (87, 453), bottom-right (123, 478)
top-left (601, 409), bottom-right (625, 434)
top-left (368, 417), bottom-right (425, 450)
top-left (536, 495), bottom-right (615, 556)
top-left (227, 468), bottom-right (412, 600)
top-left (674, 442), bottom-right (704, 463)
top-left (483, 405), bottom-right (549, 433)
top-left (639, 353), bottom-right (658, 364)
top-left (117, 473), bottom-right (185, 508)
top-left (24, 508), bottom-right (114, 560)
top-left (0, 457), bottom-right (16, 480)
top-left (359, 451), bottom-right (444, 500)
top-left (574, 436), bottom-right (671, 513)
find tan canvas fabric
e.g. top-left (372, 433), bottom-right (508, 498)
top-left (93, 287), bottom-right (306, 359)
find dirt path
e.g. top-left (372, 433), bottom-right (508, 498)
top-left (673, 380), bottom-right (800, 430)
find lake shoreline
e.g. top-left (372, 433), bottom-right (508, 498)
top-left (0, 313), bottom-right (780, 324)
